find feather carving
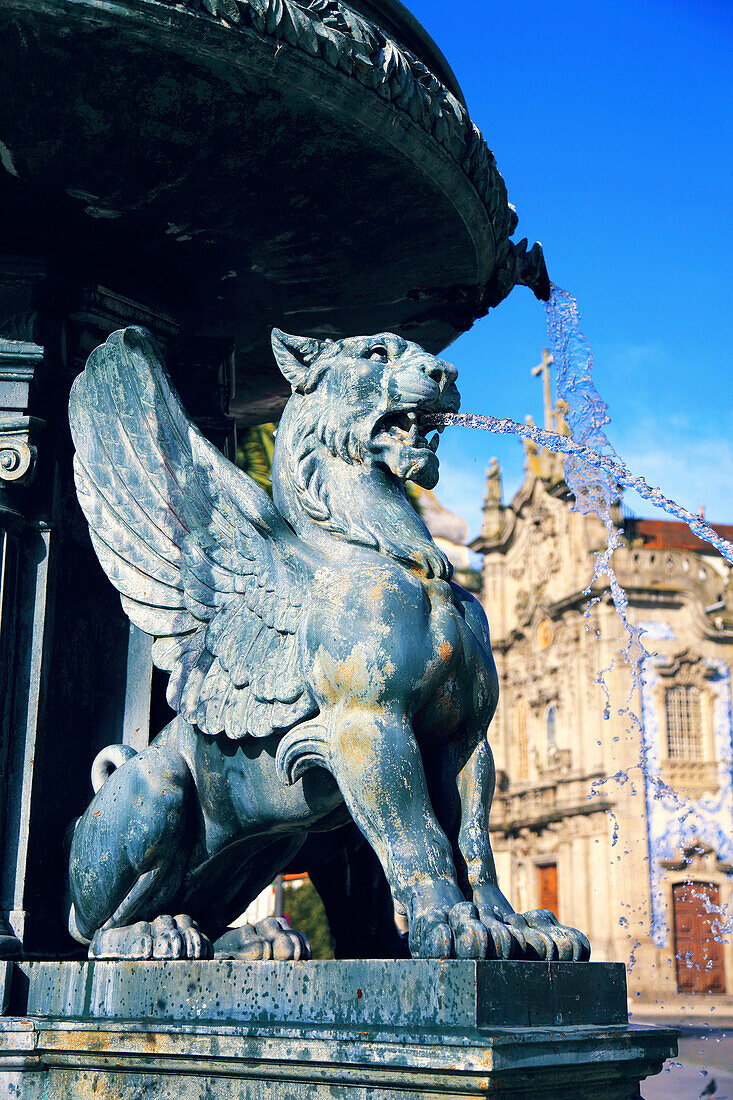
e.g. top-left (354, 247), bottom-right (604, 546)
top-left (69, 326), bottom-right (319, 740)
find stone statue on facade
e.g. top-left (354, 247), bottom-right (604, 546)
top-left (65, 326), bottom-right (590, 963)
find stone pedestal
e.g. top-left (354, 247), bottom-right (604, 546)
top-left (0, 960), bottom-right (676, 1098)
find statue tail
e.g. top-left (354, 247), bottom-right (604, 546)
top-left (91, 744), bottom-right (138, 793)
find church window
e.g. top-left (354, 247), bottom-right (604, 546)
top-left (513, 699), bottom-right (529, 780)
top-left (665, 685), bottom-right (703, 761)
top-left (545, 705), bottom-right (557, 751)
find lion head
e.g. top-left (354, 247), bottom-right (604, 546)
top-left (271, 330), bottom-right (460, 491)
top-left (270, 330), bottom-right (460, 579)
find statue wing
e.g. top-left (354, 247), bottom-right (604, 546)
top-left (68, 326), bottom-right (319, 740)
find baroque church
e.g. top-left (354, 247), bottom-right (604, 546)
top-left (471, 363), bottom-right (733, 1014)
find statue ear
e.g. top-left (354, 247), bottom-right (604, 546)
top-left (271, 329), bottom-right (325, 393)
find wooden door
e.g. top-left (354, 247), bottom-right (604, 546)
top-left (673, 882), bottom-right (726, 994)
top-left (538, 863), bottom-right (558, 916)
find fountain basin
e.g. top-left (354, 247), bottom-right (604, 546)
top-left (0, 0), bottom-right (548, 419)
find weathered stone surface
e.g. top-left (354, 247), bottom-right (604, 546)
top-left (23, 960), bottom-right (626, 1029)
top-left (0, 963), bottom-right (12, 1014)
top-left (0, 959), bottom-right (677, 1098)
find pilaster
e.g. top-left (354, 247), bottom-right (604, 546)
top-left (0, 265), bottom-right (178, 957)
top-left (0, 336), bottom-right (45, 957)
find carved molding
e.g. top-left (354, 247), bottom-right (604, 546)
top-left (660, 841), bottom-right (733, 877)
top-left (150, 0), bottom-right (547, 309)
top-left (0, 337), bottom-right (44, 497)
top-left (656, 649), bottom-right (716, 689)
top-left (536, 745), bottom-right (573, 779)
top-left (0, 338), bottom-right (41, 388)
top-left (526, 681), bottom-right (558, 713)
top-left (0, 414), bottom-right (41, 485)
top-left (659, 760), bottom-right (720, 801)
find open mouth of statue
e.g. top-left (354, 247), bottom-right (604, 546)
top-left (373, 409), bottom-right (445, 454)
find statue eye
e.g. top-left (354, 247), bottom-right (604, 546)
top-left (367, 345), bottom-right (389, 362)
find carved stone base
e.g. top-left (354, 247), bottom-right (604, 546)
top-left (0, 960), bottom-right (676, 1098)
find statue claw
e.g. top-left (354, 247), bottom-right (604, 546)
top-left (481, 915), bottom-right (516, 959)
top-left (89, 914), bottom-right (212, 960)
top-left (411, 902), bottom-right (515, 959)
top-left (214, 917), bottom-right (311, 961)
top-left (520, 909), bottom-right (591, 962)
top-left (471, 905), bottom-right (591, 962)
top-left (449, 902), bottom-right (490, 959)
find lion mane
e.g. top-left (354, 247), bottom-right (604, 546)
top-left (273, 345), bottom-right (453, 581)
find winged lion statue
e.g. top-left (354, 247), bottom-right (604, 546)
top-left (65, 326), bottom-right (590, 963)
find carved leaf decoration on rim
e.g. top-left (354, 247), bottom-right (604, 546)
top-left (248, 0), bottom-right (268, 30)
top-left (313, 21), bottom-right (352, 70)
top-left (335, 5), bottom-right (380, 53)
top-left (281, 1), bottom-right (321, 53)
top-left (308, 0), bottom-right (349, 33)
top-left (203, 0), bottom-right (242, 22)
top-left (266, 0), bottom-right (284, 34)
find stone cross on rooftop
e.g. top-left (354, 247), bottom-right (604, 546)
top-left (531, 348), bottom-right (555, 433)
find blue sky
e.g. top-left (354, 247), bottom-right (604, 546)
top-left (406, 0), bottom-right (733, 538)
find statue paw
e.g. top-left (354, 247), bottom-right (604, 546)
top-left (410, 902), bottom-right (510, 959)
top-left (214, 917), bottom-right (311, 961)
top-left (519, 909), bottom-right (591, 961)
top-left (89, 914), bottom-right (213, 960)
top-left (473, 904), bottom-right (591, 961)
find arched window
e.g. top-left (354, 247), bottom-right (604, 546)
top-left (665, 685), bottom-right (703, 761)
top-left (513, 699), bottom-right (529, 781)
top-left (545, 705), bottom-right (557, 752)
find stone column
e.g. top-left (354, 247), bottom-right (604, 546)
top-left (0, 335), bottom-right (44, 957)
top-left (0, 272), bottom-right (195, 958)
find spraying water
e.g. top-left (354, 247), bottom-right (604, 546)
top-left (438, 411), bottom-right (733, 566)
top-left (436, 284), bottom-right (733, 943)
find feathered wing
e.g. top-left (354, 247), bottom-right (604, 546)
top-left (68, 326), bottom-right (320, 741)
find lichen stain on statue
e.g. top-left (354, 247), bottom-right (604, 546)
top-left (65, 325), bottom-right (590, 963)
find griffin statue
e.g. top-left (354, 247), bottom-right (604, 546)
top-left (65, 326), bottom-right (590, 963)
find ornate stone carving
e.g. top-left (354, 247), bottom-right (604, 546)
top-left (538, 745), bottom-right (573, 778)
top-left (656, 649), bottom-right (716, 688)
top-left (65, 326), bottom-right (589, 964)
top-left (480, 457), bottom-right (505, 541)
top-left (515, 587), bottom-right (531, 623)
top-left (0, 415), bottom-right (38, 485)
top-left (660, 842), bottom-right (733, 877)
top-left (0, 338), bottom-right (44, 517)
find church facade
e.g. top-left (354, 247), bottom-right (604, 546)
top-left (472, 393), bottom-right (733, 1013)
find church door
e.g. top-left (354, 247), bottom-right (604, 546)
top-left (538, 863), bottom-right (558, 916)
top-left (673, 882), bottom-right (726, 994)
